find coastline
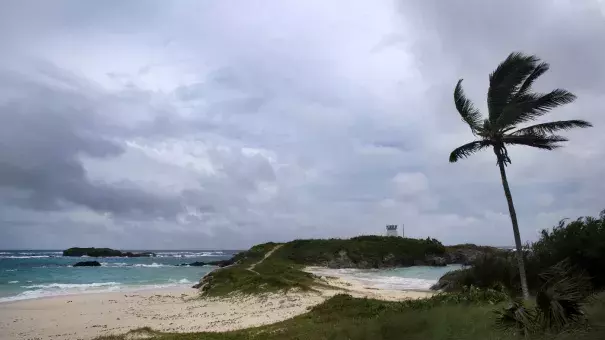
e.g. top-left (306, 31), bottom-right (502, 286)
top-left (306, 267), bottom-right (435, 301)
top-left (0, 286), bottom-right (327, 340)
top-left (0, 282), bottom-right (195, 304)
top-left (0, 267), bottom-right (434, 340)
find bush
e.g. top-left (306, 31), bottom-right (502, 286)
top-left (532, 211), bottom-right (605, 289)
top-left (436, 253), bottom-right (540, 295)
top-left (495, 260), bottom-right (594, 336)
top-left (437, 209), bottom-right (605, 295)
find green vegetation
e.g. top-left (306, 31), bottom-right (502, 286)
top-left (94, 52), bottom-right (603, 340)
top-left (433, 254), bottom-right (533, 294)
top-left (275, 236), bottom-right (445, 268)
top-left (95, 292), bottom-right (605, 340)
top-left (449, 52), bottom-right (592, 299)
top-left (532, 212), bottom-right (605, 289)
top-left (63, 247), bottom-right (156, 257)
top-left (436, 210), bottom-right (605, 296)
top-left (199, 242), bottom-right (319, 296)
top-left (199, 236), bottom-right (448, 296)
top-left (446, 243), bottom-right (501, 253)
top-left (495, 260), bottom-right (595, 336)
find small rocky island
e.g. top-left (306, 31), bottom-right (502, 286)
top-left (73, 261), bottom-right (102, 267)
top-left (63, 247), bottom-right (156, 257)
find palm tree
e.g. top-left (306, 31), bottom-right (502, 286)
top-left (449, 52), bottom-right (592, 300)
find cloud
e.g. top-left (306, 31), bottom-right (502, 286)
top-left (0, 0), bottom-right (603, 249)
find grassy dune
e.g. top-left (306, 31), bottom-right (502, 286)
top-left (200, 236), bottom-right (448, 296)
top-left (95, 293), bottom-right (605, 340)
top-left (200, 242), bottom-right (319, 296)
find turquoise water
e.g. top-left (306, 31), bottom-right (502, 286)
top-left (1, 250), bottom-right (462, 301)
top-left (0, 250), bottom-right (236, 302)
top-left (308, 265), bottom-right (463, 290)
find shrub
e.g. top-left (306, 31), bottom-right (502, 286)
top-left (437, 253), bottom-right (540, 295)
top-left (494, 260), bottom-right (594, 336)
top-left (532, 211), bottom-right (605, 289)
top-left (437, 209), bottom-right (605, 295)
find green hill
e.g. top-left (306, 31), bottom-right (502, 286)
top-left (273, 236), bottom-right (447, 268)
top-left (196, 236), bottom-right (460, 296)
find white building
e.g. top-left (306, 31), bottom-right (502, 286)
top-left (385, 224), bottom-right (405, 237)
top-left (386, 224), bottom-right (398, 237)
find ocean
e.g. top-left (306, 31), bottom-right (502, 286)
top-left (1, 250), bottom-right (463, 302)
top-left (0, 250), bottom-right (236, 302)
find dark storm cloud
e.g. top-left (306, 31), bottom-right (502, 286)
top-left (0, 65), bottom-right (184, 218)
top-left (0, 0), bottom-right (604, 249)
top-left (398, 0), bottom-right (605, 94)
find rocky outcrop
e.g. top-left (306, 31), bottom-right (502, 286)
top-left (122, 252), bottom-right (156, 258)
top-left (179, 261), bottom-right (207, 267)
top-left (327, 250), bottom-right (356, 268)
top-left (73, 261), bottom-right (101, 267)
top-left (426, 255), bottom-right (448, 266)
top-left (190, 258), bottom-right (241, 289)
top-left (63, 247), bottom-right (156, 258)
top-left (211, 258), bottom-right (236, 267)
top-left (192, 271), bottom-right (216, 290)
top-left (178, 259), bottom-right (236, 267)
top-left (444, 245), bottom-right (500, 265)
top-left (324, 250), bottom-right (449, 269)
top-left (430, 269), bottom-right (466, 291)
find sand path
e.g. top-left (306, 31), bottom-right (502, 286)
top-left (246, 244), bottom-right (283, 275)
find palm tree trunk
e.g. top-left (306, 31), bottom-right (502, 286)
top-left (497, 159), bottom-right (530, 300)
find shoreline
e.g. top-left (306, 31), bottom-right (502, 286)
top-left (0, 287), bottom-right (330, 340)
top-left (0, 267), bottom-right (435, 340)
top-left (304, 265), bottom-right (445, 293)
top-left (306, 267), bottom-right (435, 301)
top-left (0, 283), bottom-right (195, 304)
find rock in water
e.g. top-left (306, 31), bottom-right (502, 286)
top-left (63, 247), bottom-right (122, 257)
top-left (73, 261), bottom-right (102, 267)
top-left (63, 247), bottom-right (156, 257)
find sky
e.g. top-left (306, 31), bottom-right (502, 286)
top-left (1, 0), bottom-right (604, 250)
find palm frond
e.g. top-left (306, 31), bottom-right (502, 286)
top-left (488, 52), bottom-right (539, 124)
top-left (502, 135), bottom-right (568, 150)
top-left (449, 141), bottom-right (491, 163)
top-left (496, 89), bottom-right (577, 129)
top-left (454, 79), bottom-right (482, 133)
top-left (535, 260), bottom-right (593, 331)
top-left (511, 120), bottom-right (592, 136)
top-left (515, 62), bottom-right (549, 97)
top-left (494, 300), bottom-right (537, 335)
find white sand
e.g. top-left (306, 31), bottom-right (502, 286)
top-left (306, 267), bottom-right (434, 301)
top-left (0, 287), bottom-right (327, 339)
top-left (0, 271), bottom-right (433, 340)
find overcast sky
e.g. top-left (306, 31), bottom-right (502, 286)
top-left (1, 0), bottom-right (604, 250)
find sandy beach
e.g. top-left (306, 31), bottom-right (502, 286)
top-left (313, 274), bottom-right (434, 301)
top-left (0, 272), bottom-right (433, 340)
